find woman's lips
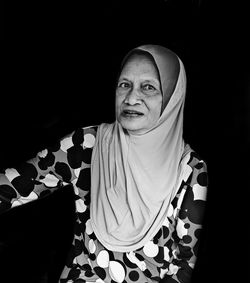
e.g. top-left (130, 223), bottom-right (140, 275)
top-left (121, 110), bottom-right (144, 118)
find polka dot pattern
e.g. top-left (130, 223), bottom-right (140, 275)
top-left (12, 174), bottom-right (37, 196)
top-left (143, 241), bottom-right (159, 257)
top-left (85, 219), bottom-right (93, 235)
top-left (97, 250), bottom-right (110, 268)
top-left (67, 145), bottom-right (84, 169)
top-left (193, 183), bottom-right (207, 201)
top-left (0, 184), bottom-right (17, 200)
top-left (93, 267), bottom-right (106, 280)
top-left (129, 270), bottom-right (140, 281)
top-left (4, 168), bottom-right (20, 182)
top-left (60, 136), bottom-right (74, 152)
top-left (197, 171), bottom-right (208, 187)
top-left (37, 149), bottom-right (48, 158)
top-left (176, 219), bottom-right (188, 239)
top-left (0, 126), bottom-right (208, 283)
top-left (55, 162), bottom-right (72, 183)
top-left (37, 150), bottom-right (55, 170)
top-left (89, 239), bottom-right (96, 254)
top-left (72, 128), bottom-right (84, 145)
top-left (76, 199), bottom-right (87, 213)
top-left (109, 261), bottom-right (126, 283)
top-left (39, 173), bottom-right (59, 187)
top-left (76, 168), bottom-right (91, 191)
top-left (83, 133), bottom-right (96, 148)
top-left (11, 191), bottom-right (38, 207)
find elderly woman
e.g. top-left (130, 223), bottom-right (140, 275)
top-left (0, 45), bottom-right (208, 283)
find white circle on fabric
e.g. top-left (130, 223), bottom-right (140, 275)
top-left (166, 204), bottom-right (174, 217)
top-left (85, 219), bottom-right (93, 235)
top-left (5, 168), bottom-right (20, 182)
top-left (12, 191), bottom-right (38, 207)
top-left (74, 168), bottom-right (81, 178)
top-left (172, 248), bottom-right (178, 259)
top-left (88, 239), bottom-right (96, 254)
top-left (163, 246), bottom-right (170, 261)
top-left (162, 217), bottom-right (170, 227)
top-left (176, 218), bottom-right (188, 239)
top-left (72, 179), bottom-right (79, 195)
top-left (96, 250), bottom-right (110, 268)
top-left (167, 263), bottom-right (179, 275)
top-left (188, 262), bottom-right (195, 269)
top-left (109, 261), bottom-right (126, 283)
top-left (83, 134), bottom-right (95, 148)
top-left (11, 200), bottom-right (21, 208)
top-left (37, 149), bottom-right (48, 158)
top-left (126, 252), bottom-right (146, 271)
top-left (60, 136), bottom-right (74, 152)
top-left (193, 184), bottom-right (207, 201)
top-left (76, 199), bottom-right (87, 213)
top-left (143, 241), bottom-right (159, 257)
top-left (41, 173), bottom-right (59, 187)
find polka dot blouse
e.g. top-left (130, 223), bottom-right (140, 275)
top-left (0, 126), bottom-right (208, 283)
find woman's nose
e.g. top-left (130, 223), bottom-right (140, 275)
top-left (124, 89), bottom-right (141, 105)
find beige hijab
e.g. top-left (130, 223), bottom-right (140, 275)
top-left (90, 45), bottom-right (192, 252)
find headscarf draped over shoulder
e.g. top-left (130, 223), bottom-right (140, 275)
top-left (90, 44), bottom-right (192, 252)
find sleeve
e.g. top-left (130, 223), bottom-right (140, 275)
top-left (162, 159), bottom-right (208, 283)
top-left (0, 126), bottom-right (97, 214)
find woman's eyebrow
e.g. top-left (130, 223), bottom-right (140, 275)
top-left (118, 77), bottom-right (160, 85)
top-left (118, 77), bottom-right (131, 82)
top-left (143, 79), bottom-right (160, 85)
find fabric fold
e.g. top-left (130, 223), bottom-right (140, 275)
top-left (90, 45), bottom-right (192, 252)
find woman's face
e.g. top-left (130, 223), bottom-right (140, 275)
top-left (116, 55), bottom-right (162, 135)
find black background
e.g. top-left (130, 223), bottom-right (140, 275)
top-left (1, 0), bottom-right (249, 282)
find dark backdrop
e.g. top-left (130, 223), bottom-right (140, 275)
top-left (1, 0), bottom-right (249, 282)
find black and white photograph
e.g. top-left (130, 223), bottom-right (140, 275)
top-left (1, 1), bottom-right (249, 282)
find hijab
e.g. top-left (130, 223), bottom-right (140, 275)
top-left (90, 44), bottom-right (192, 252)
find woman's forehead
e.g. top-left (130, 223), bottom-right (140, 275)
top-left (122, 47), bottom-right (179, 81)
top-left (121, 56), bottom-right (158, 74)
top-left (119, 52), bottom-right (161, 81)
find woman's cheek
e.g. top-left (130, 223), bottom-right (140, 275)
top-left (115, 96), bottom-right (123, 117)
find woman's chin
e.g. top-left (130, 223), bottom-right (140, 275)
top-left (119, 119), bottom-right (146, 135)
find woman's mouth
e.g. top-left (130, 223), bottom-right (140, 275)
top-left (121, 110), bottom-right (144, 118)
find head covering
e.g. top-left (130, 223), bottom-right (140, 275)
top-left (90, 44), bottom-right (192, 252)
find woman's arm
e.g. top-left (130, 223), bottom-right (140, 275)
top-left (161, 158), bottom-right (208, 283)
top-left (0, 126), bottom-right (97, 214)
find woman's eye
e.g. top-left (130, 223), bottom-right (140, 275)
top-left (118, 82), bottom-right (130, 88)
top-left (143, 84), bottom-right (156, 91)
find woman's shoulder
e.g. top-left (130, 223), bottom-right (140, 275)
top-left (188, 150), bottom-right (207, 170)
top-left (81, 125), bottom-right (99, 137)
top-left (74, 125), bottom-right (100, 147)
top-left (178, 145), bottom-right (208, 189)
top-left (172, 149), bottom-right (208, 220)
top-left (186, 150), bottom-right (208, 189)
top-left (56, 125), bottom-right (100, 153)
top-left (66, 125), bottom-right (100, 139)
top-left (174, 148), bottom-right (207, 199)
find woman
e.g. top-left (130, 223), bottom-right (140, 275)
top-left (0, 45), bottom-right (208, 282)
